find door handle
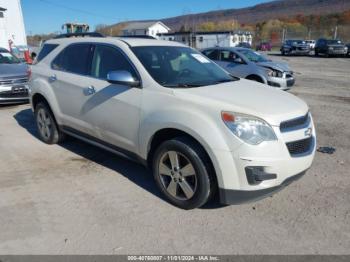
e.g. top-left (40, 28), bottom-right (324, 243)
top-left (83, 86), bottom-right (96, 96)
top-left (48, 74), bottom-right (57, 82)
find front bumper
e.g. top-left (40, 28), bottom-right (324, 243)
top-left (267, 74), bottom-right (295, 90)
top-left (328, 49), bottom-right (347, 55)
top-left (219, 170), bottom-right (306, 204)
top-left (289, 48), bottom-right (310, 55)
top-left (0, 85), bottom-right (29, 104)
top-left (211, 114), bottom-right (316, 205)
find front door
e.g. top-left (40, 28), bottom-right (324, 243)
top-left (216, 50), bottom-right (247, 77)
top-left (80, 44), bottom-right (142, 153)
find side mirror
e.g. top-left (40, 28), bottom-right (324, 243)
top-left (107, 71), bottom-right (140, 87)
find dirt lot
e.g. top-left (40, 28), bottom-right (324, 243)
top-left (0, 54), bottom-right (349, 255)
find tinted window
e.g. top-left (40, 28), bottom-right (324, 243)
top-left (0, 50), bottom-right (20, 64)
top-left (202, 49), bottom-right (219, 60)
top-left (36, 44), bottom-right (58, 63)
top-left (91, 45), bottom-right (137, 79)
top-left (219, 51), bottom-right (239, 62)
top-left (52, 44), bottom-right (92, 75)
top-left (326, 40), bottom-right (343, 45)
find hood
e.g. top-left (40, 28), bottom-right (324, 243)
top-left (173, 79), bottom-right (308, 126)
top-left (0, 63), bottom-right (28, 79)
top-left (256, 61), bottom-right (291, 72)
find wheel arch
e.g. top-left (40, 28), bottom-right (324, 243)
top-left (147, 128), bottom-right (213, 168)
top-left (146, 128), bottom-right (218, 192)
top-left (32, 92), bottom-right (50, 110)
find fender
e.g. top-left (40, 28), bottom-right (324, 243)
top-left (30, 77), bottom-right (63, 126)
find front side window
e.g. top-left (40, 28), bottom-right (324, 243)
top-left (91, 45), bottom-right (137, 80)
top-left (132, 46), bottom-right (234, 87)
top-left (0, 50), bottom-right (20, 64)
top-left (52, 44), bottom-right (92, 75)
top-left (237, 49), bottom-right (269, 63)
top-left (220, 51), bottom-right (234, 62)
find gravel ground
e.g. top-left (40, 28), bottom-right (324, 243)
top-left (0, 54), bottom-right (349, 255)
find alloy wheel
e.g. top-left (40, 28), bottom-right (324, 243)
top-left (37, 108), bottom-right (52, 140)
top-left (158, 151), bottom-right (198, 201)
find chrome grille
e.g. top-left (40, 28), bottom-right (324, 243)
top-left (0, 75), bottom-right (28, 86)
top-left (280, 113), bottom-right (310, 132)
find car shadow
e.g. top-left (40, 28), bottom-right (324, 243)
top-left (13, 108), bottom-right (224, 209)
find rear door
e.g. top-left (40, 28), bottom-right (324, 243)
top-left (49, 43), bottom-right (96, 135)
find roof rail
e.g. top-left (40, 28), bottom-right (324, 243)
top-left (121, 35), bottom-right (157, 39)
top-left (53, 32), bottom-right (104, 39)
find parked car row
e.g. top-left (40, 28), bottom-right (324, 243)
top-left (280, 38), bottom-right (349, 57)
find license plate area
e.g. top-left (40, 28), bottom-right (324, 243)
top-left (12, 85), bottom-right (27, 93)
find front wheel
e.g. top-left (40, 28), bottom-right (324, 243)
top-left (152, 137), bottom-right (215, 209)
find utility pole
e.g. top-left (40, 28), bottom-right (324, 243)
top-left (334, 25), bottom-right (338, 40)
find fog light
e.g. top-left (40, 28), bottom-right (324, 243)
top-left (245, 167), bottom-right (277, 185)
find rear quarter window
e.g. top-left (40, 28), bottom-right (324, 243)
top-left (35, 44), bottom-right (59, 64)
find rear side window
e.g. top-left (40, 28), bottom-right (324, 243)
top-left (52, 44), bottom-right (92, 75)
top-left (91, 45), bottom-right (137, 79)
top-left (36, 44), bottom-right (58, 64)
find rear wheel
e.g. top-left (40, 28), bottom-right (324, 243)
top-left (152, 137), bottom-right (215, 209)
top-left (35, 102), bottom-right (65, 144)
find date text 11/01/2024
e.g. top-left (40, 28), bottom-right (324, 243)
top-left (127, 256), bottom-right (220, 261)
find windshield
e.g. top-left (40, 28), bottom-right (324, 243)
top-left (237, 49), bottom-right (269, 63)
top-left (131, 46), bottom-right (235, 87)
top-left (287, 40), bottom-right (305, 45)
top-left (327, 40), bottom-right (343, 45)
top-left (0, 51), bottom-right (21, 64)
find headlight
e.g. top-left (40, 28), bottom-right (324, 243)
top-left (266, 68), bottom-right (283, 78)
top-left (221, 112), bottom-right (277, 145)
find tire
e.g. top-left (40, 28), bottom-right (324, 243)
top-left (34, 102), bottom-right (65, 144)
top-left (152, 137), bottom-right (216, 209)
top-left (315, 50), bottom-right (319, 57)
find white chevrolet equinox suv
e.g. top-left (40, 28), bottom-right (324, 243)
top-left (29, 37), bottom-right (316, 209)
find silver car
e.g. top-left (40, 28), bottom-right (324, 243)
top-left (202, 47), bottom-right (295, 90)
top-left (0, 48), bottom-right (30, 104)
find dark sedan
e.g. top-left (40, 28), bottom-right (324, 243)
top-left (281, 40), bottom-right (310, 56)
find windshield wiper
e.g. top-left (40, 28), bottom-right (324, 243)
top-left (215, 76), bottom-right (240, 84)
top-left (163, 83), bottom-right (203, 88)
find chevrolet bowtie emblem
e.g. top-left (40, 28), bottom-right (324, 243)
top-left (305, 128), bottom-right (312, 137)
